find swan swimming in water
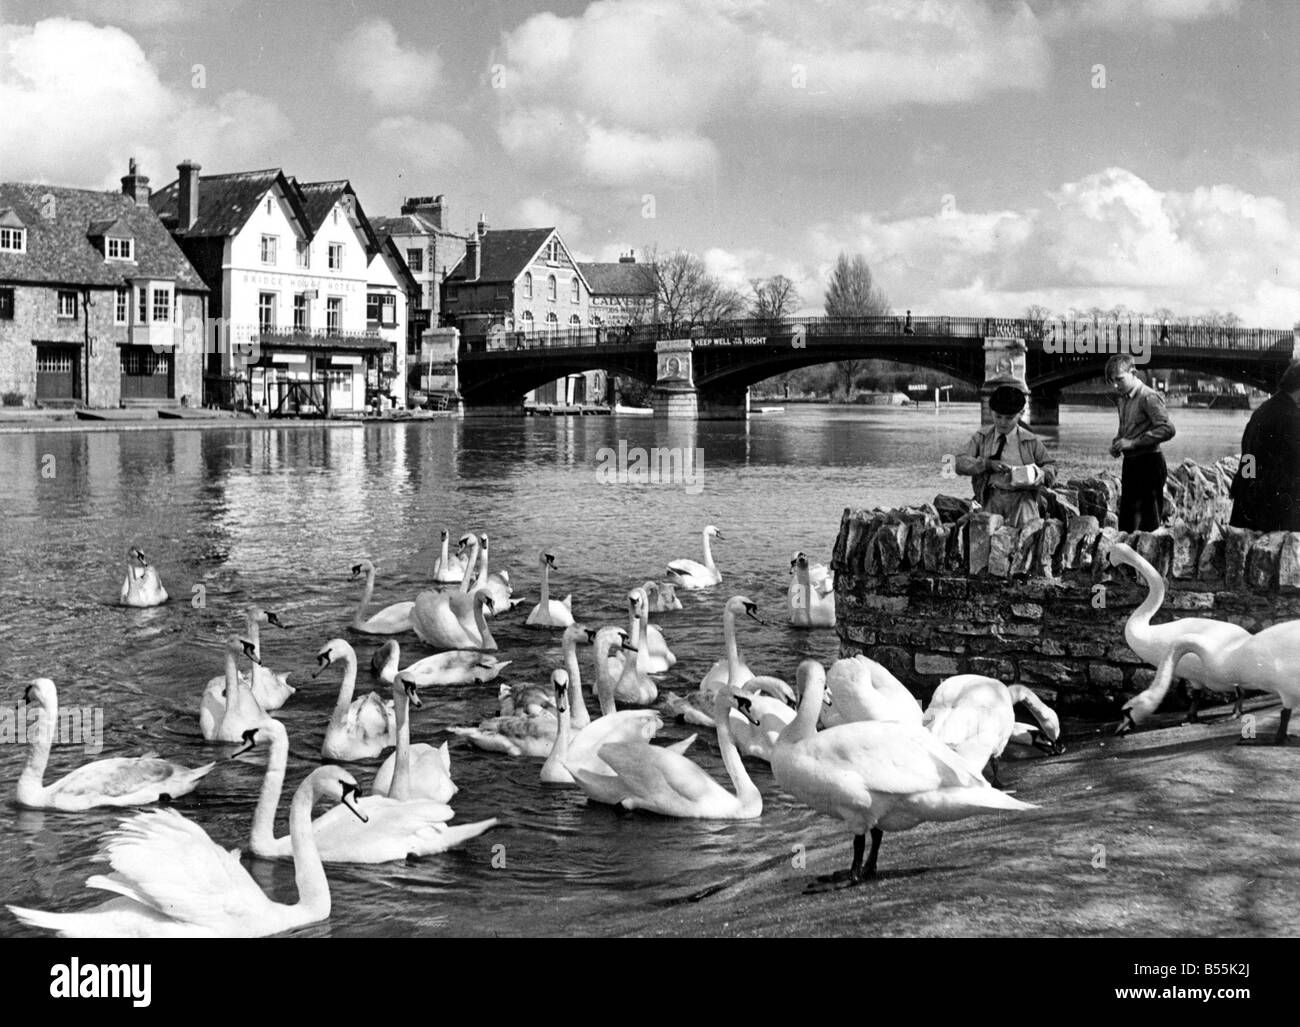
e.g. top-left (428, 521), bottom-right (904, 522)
top-left (612, 590), bottom-right (659, 706)
top-left (665, 525), bottom-right (724, 589)
top-left (350, 560), bottom-right (415, 635)
top-left (525, 551), bottom-right (574, 628)
top-left (431, 528), bottom-right (470, 584)
top-left (7, 765), bottom-right (366, 937)
top-left (368, 642), bottom-right (457, 803)
top-left (788, 552), bottom-right (835, 628)
top-left (771, 661), bottom-right (1038, 889)
top-left (411, 589), bottom-right (497, 651)
top-left (199, 637), bottom-right (273, 743)
top-left (694, 595), bottom-right (777, 699)
top-left (119, 547), bottom-right (167, 607)
top-left (640, 580), bottom-right (682, 612)
top-left (17, 678), bottom-right (214, 811)
top-left (368, 640), bottom-right (511, 687)
top-left (242, 606), bottom-right (294, 710)
top-left (317, 638), bottom-right (396, 761)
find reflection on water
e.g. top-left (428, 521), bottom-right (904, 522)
top-left (0, 405), bottom-right (1249, 935)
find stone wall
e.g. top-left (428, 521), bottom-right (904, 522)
top-left (831, 459), bottom-right (1300, 716)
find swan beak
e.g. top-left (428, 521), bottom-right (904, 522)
top-left (266, 612), bottom-right (287, 629)
top-left (1035, 736), bottom-right (1066, 756)
top-left (230, 728), bottom-right (258, 759)
top-left (404, 681), bottom-right (423, 709)
top-left (715, 531), bottom-right (726, 540)
top-left (744, 604), bottom-right (766, 625)
top-left (23, 684), bottom-right (35, 704)
top-left (545, 553), bottom-right (556, 568)
top-left (735, 696), bottom-right (760, 726)
top-left (1114, 711), bottom-right (1135, 737)
top-left (312, 653), bottom-right (332, 678)
top-left (350, 564), bottom-right (363, 578)
top-left (584, 628), bottom-right (597, 643)
top-left (342, 782), bottom-right (369, 823)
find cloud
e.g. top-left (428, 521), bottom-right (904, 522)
top-left (369, 116), bottom-right (469, 171)
top-left (809, 167), bottom-right (1300, 325)
top-left (0, 17), bottom-right (289, 187)
top-left (67, 0), bottom-right (244, 27)
top-left (513, 196), bottom-right (585, 238)
top-left (339, 18), bottom-right (442, 108)
top-left (1038, 0), bottom-right (1242, 31)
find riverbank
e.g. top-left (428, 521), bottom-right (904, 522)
top-left (603, 694), bottom-right (1299, 938)
top-left (0, 408), bottom-right (458, 434)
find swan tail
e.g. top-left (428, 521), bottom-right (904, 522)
top-left (83, 872), bottom-right (154, 907)
top-left (7, 904), bottom-right (85, 936)
top-left (416, 817), bottom-right (499, 854)
top-left (562, 594), bottom-right (572, 610)
top-left (665, 734), bottom-right (698, 756)
top-left (570, 768), bottom-right (631, 806)
top-left (958, 788), bottom-right (1039, 814)
top-left (445, 727), bottom-right (521, 756)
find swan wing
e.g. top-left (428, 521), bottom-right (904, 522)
top-left (667, 559), bottom-right (707, 578)
top-left (595, 741), bottom-right (722, 807)
top-left (48, 758), bottom-right (213, 804)
top-left (812, 722), bottom-right (989, 795)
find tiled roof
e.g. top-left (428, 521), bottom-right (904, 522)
top-left (150, 168), bottom-right (307, 239)
top-left (372, 212), bottom-right (467, 239)
top-left (0, 183), bottom-right (207, 290)
top-left (291, 179), bottom-right (382, 254)
top-left (444, 227), bottom-right (555, 284)
top-left (579, 261), bottom-right (656, 297)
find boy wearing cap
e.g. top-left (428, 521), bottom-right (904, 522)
top-left (955, 385), bottom-right (1057, 527)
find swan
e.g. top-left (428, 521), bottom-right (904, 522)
top-left (447, 700), bottom-right (557, 758)
top-left (368, 643), bottom-right (457, 803)
top-left (569, 685), bottom-right (761, 820)
top-left (613, 590), bottom-right (659, 706)
top-left (242, 719), bottom-right (492, 863)
top-left (199, 637), bottom-right (273, 743)
top-left (1109, 542), bottom-right (1249, 723)
top-left (119, 546), bottom-right (167, 607)
top-left (819, 655), bottom-right (923, 729)
top-left (243, 606), bottom-right (294, 710)
top-left (725, 684), bottom-right (797, 762)
top-left (474, 533), bottom-right (525, 613)
top-left (770, 661), bottom-right (1038, 889)
top-left (525, 551), bottom-right (575, 628)
top-left (432, 528), bottom-right (470, 584)
top-left (665, 675), bottom-right (796, 731)
top-left (7, 765), bottom-right (365, 937)
top-left (697, 595), bottom-right (769, 696)
top-left (788, 552), bottom-right (836, 628)
top-left (16, 679), bottom-right (214, 811)
top-left (318, 638), bottom-right (396, 761)
top-left (641, 581), bottom-right (682, 612)
top-left (369, 640), bottom-right (510, 686)
top-left (922, 674), bottom-right (1063, 787)
top-left (350, 560), bottom-right (415, 635)
top-left (666, 525), bottom-right (724, 589)
top-left (1119, 622), bottom-right (1300, 744)
top-left (411, 589), bottom-right (497, 651)
top-left (630, 587), bottom-right (675, 671)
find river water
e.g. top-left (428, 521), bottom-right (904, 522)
top-left (0, 404), bottom-right (1251, 936)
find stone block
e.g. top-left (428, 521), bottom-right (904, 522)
top-left (1067, 641), bottom-right (1107, 658)
top-left (1063, 515), bottom-right (1100, 571)
top-left (874, 521), bottom-right (911, 574)
top-left (1163, 591), bottom-right (1214, 611)
top-left (967, 512), bottom-right (1004, 576)
top-left (1196, 521), bottom-right (1225, 583)
top-left (1133, 530), bottom-right (1173, 578)
top-left (1169, 523), bottom-right (1202, 579)
top-left (860, 594), bottom-right (909, 613)
top-left (945, 519), bottom-right (969, 574)
top-left (1041, 489), bottom-right (1081, 523)
top-left (1132, 668), bottom-right (1156, 689)
top-left (840, 623), bottom-right (875, 645)
top-left (935, 577), bottom-right (969, 598)
top-left (968, 657), bottom-right (1016, 680)
top-left (987, 525), bottom-right (1020, 578)
top-left (915, 652), bottom-right (960, 676)
top-left (1035, 519), bottom-right (1064, 577)
top-left (1222, 525), bottom-right (1256, 588)
top-left (831, 507), bottom-right (853, 571)
top-left (1019, 660), bottom-right (1086, 686)
top-left (1010, 520), bottom-right (1043, 577)
top-left (921, 525), bottom-right (949, 572)
top-left (1091, 528), bottom-right (1124, 582)
top-left (1088, 663), bottom-right (1124, 686)
top-left (933, 494), bottom-right (972, 524)
top-left (871, 645), bottom-right (913, 682)
top-left (1010, 602), bottom-right (1043, 620)
top-left (1280, 533), bottom-right (1300, 591)
top-left (1246, 531), bottom-right (1288, 591)
top-left (996, 622), bottom-right (1042, 638)
top-left (1106, 644), bottom-right (1144, 664)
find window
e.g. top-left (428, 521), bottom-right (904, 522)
top-left (326, 296), bottom-right (342, 332)
top-left (106, 237), bottom-right (134, 260)
top-left (545, 239), bottom-right (561, 263)
top-left (569, 314), bottom-right (581, 328)
top-left (570, 277), bottom-right (579, 303)
top-left (328, 243), bottom-right (343, 270)
top-left (0, 287), bottom-right (13, 319)
top-left (258, 292), bottom-right (276, 332)
top-left (151, 285), bottom-right (172, 323)
top-left (296, 241), bottom-right (310, 269)
top-left (521, 310), bottom-right (534, 333)
top-left (57, 290), bottom-right (77, 319)
top-left (261, 235), bottom-right (278, 265)
top-left (522, 272), bottom-right (532, 299)
top-left (406, 248), bottom-right (423, 272)
top-left (137, 286), bottom-right (148, 324)
top-left (547, 275), bottom-right (557, 301)
top-left (294, 294), bottom-right (308, 331)
top-left (366, 292), bottom-right (396, 327)
top-left (115, 287), bottom-right (128, 324)
top-left (265, 198), bottom-right (272, 215)
top-left (0, 227), bottom-right (25, 252)
top-left (545, 312), bottom-right (558, 334)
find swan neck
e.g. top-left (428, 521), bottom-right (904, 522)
top-left (474, 598), bottom-right (495, 650)
top-left (330, 651), bottom-right (359, 727)
top-left (701, 531), bottom-right (716, 571)
top-left (438, 535), bottom-right (450, 567)
top-left (564, 636), bottom-right (589, 729)
top-left (539, 560), bottom-right (550, 607)
top-left (250, 725), bottom-right (288, 853)
top-left (788, 673), bottom-right (824, 742)
top-left (18, 696), bottom-right (55, 800)
top-left (715, 695), bottom-right (760, 807)
top-left (723, 607), bottom-right (741, 676)
top-left (460, 539), bottom-right (480, 592)
top-left (390, 684), bottom-right (411, 800)
top-left (595, 641), bottom-right (617, 717)
top-left (475, 542), bottom-right (489, 588)
top-left (354, 568), bottom-right (376, 625)
top-left (289, 778), bottom-right (330, 922)
top-left (1125, 554), bottom-right (1164, 647)
top-left (1007, 685), bottom-right (1053, 729)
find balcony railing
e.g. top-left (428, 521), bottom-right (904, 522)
top-left (257, 326), bottom-right (382, 342)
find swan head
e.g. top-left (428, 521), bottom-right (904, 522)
top-left (246, 606), bottom-right (287, 630)
top-left (789, 550), bottom-right (806, 572)
top-left (479, 533), bottom-right (490, 550)
top-left (126, 546), bottom-right (149, 566)
top-left (725, 595), bottom-right (764, 625)
top-left (370, 640), bottom-right (399, 677)
top-left (305, 767), bottom-right (368, 823)
top-left (704, 525), bottom-right (724, 541)
top-left (541, 551), bottom-right (557, 569)
top-left (733, 691), bottom-right (761, 726)
top-left (314, 638), bottom-right (355, 677)
top-left (231, 720), bottom-right (285, 758)
top-left (1116, 691), bottom-right (1161, 735)
top-left (564, 623), bottom-right (591, 647)
top-left (23, 678), bottom-right (57, 709)
top-left (552, 669), bottom-right (569, 713)
top-left (1107, 542), bottom-right (1139, 570)
top-left (475, 591), bottom-right (496, 613)
top-left (457, 533), bottom-right (476, 552)
top-left (591, 626), bottom-right (637, 656)
top-left (350, 559), bottom-right (375, 579)
top-left (795, 660), bottom-right (829, 709)
top-left (627, 587), bottom-right (648, 613)
top-left (402, 679), bottom-right (422, 710)
top-left (440, 528), bottom-right (450, 541)
top-left (229, 636), bottom-right (262, 665)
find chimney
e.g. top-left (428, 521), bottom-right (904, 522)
top-left (120, 157), bottom-right (151, 207)
top-left (466, 234), bottom-right (481, 281)
top-left (431, 195), bottom-right (447, 230)
top-left (177, 159), bottom-right (202, 230)
top-left (476, 212), bottom-right (489, 238)
top-left (619, 250), bottom-right (636, 264)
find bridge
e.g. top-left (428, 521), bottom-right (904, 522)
top-left (445, 315), bottom-right (1296, 422)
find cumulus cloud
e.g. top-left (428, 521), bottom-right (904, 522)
top-left (0, 17), bottom-right (289, 187)
top-left (369, 116), bottom-right (469, 171)
top-left (339, 19), bottom-right (442, 108)
top-left (810, 168), bottom-right (1300, 325)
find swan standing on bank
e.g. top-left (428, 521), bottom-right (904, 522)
top-left (432, 528), bottom-right (469, 584)
top-left (1109, 542), bottom-right (1249, 725)
top-left (819, 655), bottom-right (922, 729)
top-left (119, 547), bottom-right (167, 607)
top-left (243, 606), bottom-right (294, 710)
top-left (666, 525), bottom-right (724, 589)
top-left (199, 637), bottom-right (272, 743)
top-left (771, 661), bottom-right (1037, 888)
top-left (525, 551), bottom-right (574, 628)
top-left (369, 643), bottom-right (457, 803)
top-left (7, 766), bottom-right (366, 937)
top-left (350, 560), bottom-right (415, 635)
top-left (788, 552), bottom-right (835, 628)
top-left (922, 675), bottom-right (1062, 787)
top-left (17, 679), bottom-right (214, 810)
top-left (318, 638), bottom-right (396, 761)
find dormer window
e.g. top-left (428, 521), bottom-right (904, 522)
top-left (106, 237), bottom-right (134, 261)
top-left (0, 226), bottom-right (25, 252)
top-left (545, 239), bottom-right (561, 263)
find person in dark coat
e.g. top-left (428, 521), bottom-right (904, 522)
top-left (1230, 361), bottom-right (1300, 531)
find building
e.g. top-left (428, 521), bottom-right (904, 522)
top-left (151, 162), bottom-right (396, 414)
top-left (0, 161), bottom-right (207, 408)
top-left (366, 236), bottom-right (420, 405)
top-left (578, 252), bottom-right (657, 329)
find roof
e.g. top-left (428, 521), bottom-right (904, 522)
top-left (444, 227), bottom-right (557, 284)
top-left (290, 178), bottom-right (382, 256)
top-left (372, 212), bottom-right (467, 240)
top-left (578, 261), bottom-right (657, 298)
top-left (150, 168), bottom-right (309, 239)
top-left (0, 183), bottom-right (207, 290)
top-left (370, 236), bottom-right (420, 296)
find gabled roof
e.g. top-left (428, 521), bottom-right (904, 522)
top-left (0, 208), bottom-right (26, 229)
top-left (444, 227), bottom-right (591, 289)
top-left (87, 216), bottom-right (132, 238)
top-left (0, 183), bottom-right (206, 290)
top-left (290, 178), bottom-right (382, 256)
top-left (150, 168), bottom-right (310, 239)
top-left (369, 236), bottom-right (420, 296)
top-left (578, 261), bottom-right (657, 298)
top-left (372, 212), bottom-right (467, 240)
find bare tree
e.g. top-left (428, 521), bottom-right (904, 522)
top-left (649, 248), bottom-right (745, 330)
top-left (749, 275), bottom-right (801, 323)
top-left (824, 253), bottom-right (891, 399)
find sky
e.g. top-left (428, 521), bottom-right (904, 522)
top-left (1, 0), bottom-right (1297, 324)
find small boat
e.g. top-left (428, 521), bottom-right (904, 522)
top-left (755, 406), bottom-right (785, 414)
top-left (614, 403), bottom-right (654, 416)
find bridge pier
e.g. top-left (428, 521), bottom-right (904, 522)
top-left (1029, 388), bottom-right (1060, 427)
top-left (651, 384), bottom-right (698, 419)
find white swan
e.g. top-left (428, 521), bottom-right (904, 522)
top-left (666, 524), bottom-right (724, 589)
top-left (447, 701), bottom-right (557, 758)
top-left (243, 719), bottom-right (491, 863)
top-left (665, 675), bottom-right (796, 732)
top-left (725, 683), bottom-right (797, 763)
top-left (411, 589), bottom-right (497, 651)
top-left (350, 559), bottom-right (415, 635)
top-left (788, 552), bottom-right (835, 628)
top-left (7, 765), bottom-right (365, 937)
top-left (243, 606), bottom-right (295, 710)
top-left (368, 640), bottom-right (511, 687)
top-left (525, 551), bottom-right (575, 628)
top-left (819, 655), bottom-right (922, 729)
top-left (369, 643), bottom-right (457, 804)
top-left (640, 580), bottom-right (682, 612)
top-left (119, 546), bottom-right (168, 607)
top-left (697, 595), bottom-right (770, 696)
top-left (16, 679), bottom-right (214, 811)
top-left (317, 638), bottom-right (396, 761)
top-left (922, 674), bottom-right (1063, 786)
top-left (474, 533), bottom-right (524, 614)
top-left (613, 590), bottom-right (658, 706)
top-left (199, 636), bottom-right (272, 743)
top-left (569, 685), bottom-right (761, 820)
top-left (631, 586), bottom-right (675, 671)
top-left (1109, 542), bottom-right (1249, 724)
top-left (1120, 622), bottom-right (1300, 744)
top-left (432, 528), bottom-right (470, 584)
top-left (770, 661), bottom-right (1038, 888)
